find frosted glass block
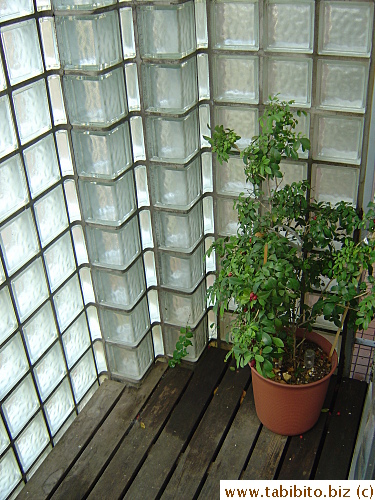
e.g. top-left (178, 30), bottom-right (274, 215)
top-left (92, 259), bottom-right (145, 310)
top-left (23, 134), bottom-right (60, 197)
top-left (0, 155), bottom-right (29, 221)
top-left (158, 243), bottom-right (204, 293)
top-left (125, 64), bottom-right (140, 112)
top-left (0, 333), bottom-right (28, 400)
top-left (34, 186), bottom-right (69, 247)
top-left (0, 57), bottom-right (6, 91)
top-left (150, 158), bottom-right (201, 209)
top-left (63, 68), bottom-right (127, 127)
top-left (13, 80), bottom-right (51, 145)
top-left (120, 7), bottom-right (135, 58)
top-left (3, 376), bottom-right (39, 438)
top-left (141, 58), bottom-right (197, 114)
top-left (0, 96), bottom-right (17, 158)
top-left (64, 180), bottom-right (81, 222)
top-left (314, 115), bottom-right (363, 165)
top-left (264, 1), bottom-right (314, 53)
top-left (216, 155), bottom-right (253, 196)
top-left (56, 12), bottom-right (121, 71)
top-left (214, 106), bottom-right (258, 151)
top-left (152, 325), bottom-right (164, 357)
top-left (44, 232), bottom-right (75, 291)
top-left (164, 319), bottom-right (207, 362)
top-left (202, 153), bottom-right (213, 193)
top-left (52, 0), bottom-right (116, 9)
top-left (203, 196), bottom-right (214, 234)
top-left (137, 2), bottom-right (195, 59)
top-left (37, 0), bottom-right (51, 9)
top-left (39, 17), bottom-right (60, 70)
top-left (54, 274), bottom-right (83, 331)
top-left (0, 261), bottom-right (4, 285)
top-left (0, 451), bottom-right (22, 500)
top-left (15, 412), bottom-right (49, 471)
top-left (205, 237), bottom-right (216, 272)
top-left (12, 259), bottom-right (49, 322)
top-left (148, 289), bottom-right (160, 323)
top-left (143, 251), bottom-right (157, 287)
top-left (93, 341), bottom-right (107, 373)
top-left (26, 445), bottom-right (51, 481)
top-left (86, 217), bottom-right (141, 270)
top-left (79, 171), bottom-right (136, 226)
top-left (195, 0), bottom-right (208, 48)
top-left (0, 287), bottom-right (17, 345)
top-left (0, 210), bottom-right (38, 275)
top-left (72, 122), bottom-right (132, 180)
top-left (154, 201), bottom-right (203, 252)
top-left (23, 301), bottom-right (58, 364)
top-left (311, 164), bottom-right (359, 206)
top-left (34, 343), bottom-right (66, 400)
top-left (264, 57), bottom-right (312, 108)
top-left (0, 418), bottom-right (9, 454)
top-left (48, 75), bottom-right (67, 125)
top-left (269, 161), bottom-right (307, 191)
top-left (0, 1), bottom-right (33, 21)
top-left (318, 2), bottom-right (374, 57)
top-left (214, 55), bottom-right (259, 104)
top-left (211, 0), bottom-right (259, 50)
top-left (106, 331), bottom-right (153, 380)
top-left (130, 116), bottom-right (146, 162)
top-left (317, 60), bottom-right (369, 113)
top-left (1, 19), bottom-right (43, 85)
top-left (135, 165), bottom-right (149, 207)
top-left (62, 314), bottom-right (90, 368)
top-left (56, 130), bottom-right (74, 176)
top-left (200, 104), bottom-right (211, 148)
top-left (197, 53), bottom-right (209, 100)
top-left (146, 110), bottom-right (199, 164)
top-left (87, 306), bottom-right (102, 340)
top-left (72, 226), bottom-right (89, 265)
top-left (80, 268), bottom-right (95, 305)
top-left (160, 281), bottom-right (206, 328)
top-left (139, 210), bottom-right (154, 249)
top-left (70, 350), bottom-right (97, 402)
top-left (216, 197), bottom-right (238, 236)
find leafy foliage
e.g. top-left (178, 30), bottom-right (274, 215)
top-left (168, 326), bottom-right (193, 368)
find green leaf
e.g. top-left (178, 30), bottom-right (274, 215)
top-left (273, 337), bottom-right (284, 348)
top-left (255, 354), bottom-right (264, 362)
top-left (263, 346), bottom-right (273, 354)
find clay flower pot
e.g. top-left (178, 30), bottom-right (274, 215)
top-left (250, 330), bottom-right (338, 436)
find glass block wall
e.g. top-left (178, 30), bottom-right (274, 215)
top-left (0, 0), bottom-right (374, 497)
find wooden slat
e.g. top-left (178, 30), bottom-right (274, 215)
top-left (161, 364), bottom-right (251, 499)
top-left (314, 377), bottom-right (367, 479)
top-left (51, 362), bottom-right (168, 499)
top-left (123, 347), bottom-right (228, 500)
top-left (17, 379), bottom-right (126, 500)
top-left (88, 365), bottom-right (193, 500)
top-left (198, 388), bottom-right (261, 499)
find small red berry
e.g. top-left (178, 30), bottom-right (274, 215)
top-left (337, 411), bottom-right (340, 416)
top-left (250, 360), bottom-right (256, 368)
top-left (243, 306), bottom-right (248, 313)
top-left (299, 435), bottom-right (303, 439)
top-left (313, 216), bottom-right (317, 220)
top-left (249, 238), bottom-right (252, 243)
top-left (228, 272), bottom-right (233, 277)
top-left (253, 294), bottom-right (257, 300)
top-left (250, 292), bottom-right (255, 300)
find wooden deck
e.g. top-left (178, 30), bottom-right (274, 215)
top-left (18, 347), bottom-right (368, 500)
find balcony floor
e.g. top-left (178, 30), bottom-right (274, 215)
top-left (18, 347), bottom-right (367, 500)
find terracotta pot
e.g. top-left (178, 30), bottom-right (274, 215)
top-left (250, 330), bottom-right (338, 436)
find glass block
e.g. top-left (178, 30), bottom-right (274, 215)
top-left (143, 251), bottom-right (157, 287)
top-left (137, 2), bottom-right (195, 59)
top-left (93, 340), bottom-right (107, 373)
top-left (80, 268), bottom-right (95, 305)
top-left (62, 314), bottom-right (90, 368)
top-left (213, 55), bottom-right (259, 104)
top-left (37, 0), bottom-right (51, 11)
top-left (63, 68), bottom-right (127, 127)
top-left (3, 375), bottom-right (39, 438)
top-left (53, 413), bottom-right (75, 445)
top-left (54, 274), bottom-right (83, 331)
top-left (195, 0), bottom-right (208, 48)
top-left (0, 287), bottom-right (17, 345)
top-left (34, 343), bottom-right (66, 401)
top-left (39, 17), bottom-right (60, 70)
top-left (125, 64), bottom-right (140, 112)
top-left (269, 161), bottom-right (307, 191)
top-left (79, 171), bottom-right (135, 226)
top-left (154, 201), bottom-right (203, 252)
top-left (86, 216), bottom-right (141, 270)
top-left (202, 153), bottom-right (213, 193)
top-left (0, 210), bottom-right (39, 276)
top-left (56, 130), bottom-right (74, 176)
top-left (72, 226), bottom-right (89, 266)
top-left (87, 306), bottom-right (102, 340)
top-left (0, 95), bottom-right (17, 158)
top-left (0, 451), bottom-right (22, 500)
top-left (205, 236), bottom-right (216, 272)
top-left (48, 75), bottom-right (67, 125)
top-left (158, 242), bottom-right (204, 293)
top-left (139, 210), bottom-right (154, 249)
top-left (0, 0), bottom-right (33, 21)
top-left (12, 259), bottom-right (49, 322)
top-left (214, 106), bottom-right (258, 151)
top-left (26, 444), bottom-right (51, 481)
top-left (23, 134), bottom-right (60, 198)
top-left (152, 325), bottom-right (164, 357)
top-left (56, 12), bottom-right (121, 71)
top-left (216, 155), bottom-right (252, 196)
top-left (264, 57), bottom-right (312, 108)
top-left (130, 116), bottom-right (146, 162)
top-left (77, 382), bottom-right (98, 412)
top-left (64, 180), bottom-right (81, 222)
top-left (211, 0), bottom-right (259, 51)
top-left (164, 319), bottom-right (207, 362)
top-left (0, 333), bottom-right (28, 400)
top-left (0, 261), bottom-right (4, 285)
top-left (216, 197), bottom-right (238, 236)
top-left (23, 301), bottom-right (58, 364)
top-left (316, 59), bottom-right (369, 113)
top-left (146, 110), bottom-right (199, 164)
top-left (197, 53), bottom-right (209, 100)
top-left (15, 412), bottom-right (49, 471)
top-left (120, 7), bottom-right (135, 58)
top-left (0, 155), bottom-right (29, 221)
top-left (150, 157), bottom-right (201, 209)
top-left (135, 165), bottom-right (149, 207)
top-left (44, 232), bottom-right (75, 291)
top-left (106, 331), bottom-right (153, 380)
top-left (12, 79), bottom-right (52, 145)
top-left (160, 280), bottom-right (206, 328)
top-left (148, 289), bottom-right (160, 323)
top-left (0, 418), bottom-right (9, 454)
top-left (318, 2), bottom-right (374, 57)
top-left (141, 58), bottom-right (197, 114)
top-left (34, 186), bottom-right (69, 247)
top-left (203, 196), bottom-right (214, 234)
top-left (92, 258), bottom-right (145, 310)
top-left (264, 1), bottom-right (314, 53)
top-left (200, 104), bottom-right (211, 148)
top-left (314, 115), bottom-right (364, 165)
top-left (293, 110), bottom-right (310, 159)
top-left (70, 350), bottom-right (97, 402)
top-left (311, 164), bottom-right (359, 206)
top-left (0, 57), bottom-right (6, 91)
top-left (52, 0), bottom-right (116, 9)
top-left (1, 20), bottom-right (43, 86)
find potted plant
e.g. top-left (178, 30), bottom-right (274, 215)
top-left (204, 96), bottom-right (375, 435)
